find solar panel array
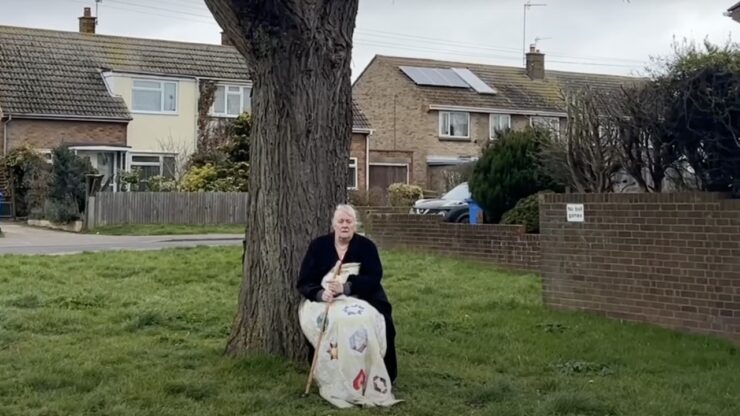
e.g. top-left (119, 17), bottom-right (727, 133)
top-left (399, 66), bottom-right (496, 95)
top-left (452, 68), bottom-right (497, 94)
top-left (399, 66), bottom-right (469, 88)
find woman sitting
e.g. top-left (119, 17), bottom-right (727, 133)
top-left (297, 204), bottom-right (400, 408)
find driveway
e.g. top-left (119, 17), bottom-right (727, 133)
top-left (0, 223), bottom-right (243, 255)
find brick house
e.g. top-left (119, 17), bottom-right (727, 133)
top-left (352, 49), bottom-right (637, 192)
top-left (0, 8), bottom-right (371, 208)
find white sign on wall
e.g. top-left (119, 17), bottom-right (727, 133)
top-left (566, 204), bottom-right (585, 222)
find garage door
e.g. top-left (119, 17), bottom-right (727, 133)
top-left (369, 164), bottom-right (408, 191)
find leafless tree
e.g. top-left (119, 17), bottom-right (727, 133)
top-left (156, 136), bottom-right (192, 180)
top-left (541, 88), bottom-right (622, 193)
top-left (611, 82), bottom-right (686, 192)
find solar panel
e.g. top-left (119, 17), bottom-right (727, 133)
top-left (399, 66), bottom-right (469, 88)
top-left (452, 68), bottom-right (497, 94)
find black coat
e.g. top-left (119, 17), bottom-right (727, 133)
top-left (296, 233), bottom-right (392, 316)
top-left (296, 232), bottom-right (397, 381)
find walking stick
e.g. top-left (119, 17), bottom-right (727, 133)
top-left (303, 259), bottom-right (344, 396)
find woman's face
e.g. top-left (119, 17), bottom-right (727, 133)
top-left (333, 211), bottom-right (355, 240)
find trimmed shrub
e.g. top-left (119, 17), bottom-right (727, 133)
top-left (500, 191), bottom-right (554, 233)
top-left (388, 183), bottom-right (423, 207)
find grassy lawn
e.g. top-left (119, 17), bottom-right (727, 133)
top-left (0, 247), bottom-right (737, 416)
top-left (89, 224), bottom-right (245, 236)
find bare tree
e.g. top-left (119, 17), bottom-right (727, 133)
top-left (612, 82), bottom-right (684, 192)
top-left (204, 0), bottom-right (359, 360)
top-left (156, 135), bottom-right (192, 180)
top-left (541, 88), bottom-right (622, 193)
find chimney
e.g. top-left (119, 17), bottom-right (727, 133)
top-left (525, 44), bottom-right (545, 80)
top-left (221, 31), bottom-right (233, 46)
top-left (79, 7), bottom-right (96, 34)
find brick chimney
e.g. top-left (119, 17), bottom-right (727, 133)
top-left (221, 31), bottom-right (233, 46)
top-left (526, 44), bottom-right (545, 80)
top-left (79, 7), bottom-right (96, 34)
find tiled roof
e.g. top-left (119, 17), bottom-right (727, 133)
top-left (0, 25), bottom-right (375, 131)
top-left (370, 55), bottom-right (641, 114)
top-left (0, 25), bottom-right (251, 121)
top-left (352, 100), bottom-right (372, 131)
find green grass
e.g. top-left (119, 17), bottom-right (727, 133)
top-left (89, 224), bottom-right (246, 236)
top-left (0, 247), bottom-right (737, 415)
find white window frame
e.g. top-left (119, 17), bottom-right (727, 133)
top-left (36, 149), bottom-right (53, 164)
top-left (489, 114), bottom-right (511, 139)
top-left (131, 79), bottom-right (178, 114)
top-left (439, 111), bottom-right (470, 139)
top-left (210, 84), bottom-right (252, 117)
top-left (530, 116), bottom-right (561, 137)
top-left (129, 153), bottom-right (176, 178)
top-left (348, 157), bottom-right (358, 190)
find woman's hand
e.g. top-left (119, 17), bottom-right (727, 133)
top-left (320, 290), bottom-right (335, 302)
top-left (326, 281), bottom-right (343, 294)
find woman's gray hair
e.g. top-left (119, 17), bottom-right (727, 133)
top-left (333, 204), bottom-right (358, 225)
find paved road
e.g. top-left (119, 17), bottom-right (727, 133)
top-left (0, 223), bottom-right (243, 255)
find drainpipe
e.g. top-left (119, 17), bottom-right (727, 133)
top-left (194, 76), bottom-right (201, 155)
top-left (2, 114), bottom-right (11, 155)
top-left (365, 130), bottom-right (370, 191)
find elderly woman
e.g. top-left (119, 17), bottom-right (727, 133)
top-left (297, 204), bottom-right (399, 408)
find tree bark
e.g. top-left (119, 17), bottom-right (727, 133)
top-left (204, 0), bottom-right (359, 361)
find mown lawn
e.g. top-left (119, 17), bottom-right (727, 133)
top-left (89, 224), bottom-right (245, 236)
top-left (0, 247), bottom-right (737, 416)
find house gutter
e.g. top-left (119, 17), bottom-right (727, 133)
top-left (428, 104), bottom-right (566, 118)
top-left (8, 114), bottom-right (131, 123)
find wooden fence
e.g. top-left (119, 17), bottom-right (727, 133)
top-left (87, 192), bottom-right (249, 227)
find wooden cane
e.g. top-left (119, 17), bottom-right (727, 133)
top-left (303, 259), bottom-right (344, 396)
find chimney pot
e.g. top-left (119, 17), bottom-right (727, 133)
top-left (79, 7), bottom-right (96, 34)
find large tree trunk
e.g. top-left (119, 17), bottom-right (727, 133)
top-left (204, 0), bottom-right (359, 361)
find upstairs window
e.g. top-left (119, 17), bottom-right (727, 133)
top-left (212, 85), bottom-right (252, 117)
top-left (132, 79), bottom-right (177, 113)
top-left (530, 116), bottom-right (560, 137)
top-left (439, 111), bottom-right (470, 139)
top-left (489, 114), bottom-right (511, 139)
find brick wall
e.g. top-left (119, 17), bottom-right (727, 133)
top-left (366, 213), bottom-right (540, 274)
top-left (6, 119), bottom-right (127, 151)
top-left (364, 192), bottom-right (740, 343)
top-left (540, 192), bottom-right (740, 342)
top-left (355, 206), bottom-right (409, 227)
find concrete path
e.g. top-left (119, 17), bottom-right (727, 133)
top-left (0, 223), bottom-right (243, 255)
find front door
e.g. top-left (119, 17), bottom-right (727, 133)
top-left (76, 151), bottom-right (125, 192)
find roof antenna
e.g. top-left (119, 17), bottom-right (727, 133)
top-left (95, 0), bottom-right (102, 26)
top-left (523, 1), bottom-right (547, 66)
top-left (534, 36), bottom-right (551, 50)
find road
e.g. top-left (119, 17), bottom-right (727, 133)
top-left (0, 223), bottom-right (243, 255)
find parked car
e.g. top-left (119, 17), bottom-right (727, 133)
top-left (410, 182), bottom-right (471, 222)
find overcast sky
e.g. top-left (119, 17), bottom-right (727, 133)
top-left (1, 0), bottom-right (737, 78)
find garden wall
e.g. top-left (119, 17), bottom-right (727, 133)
top-left (366, 192), bottom-right (740, 343)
